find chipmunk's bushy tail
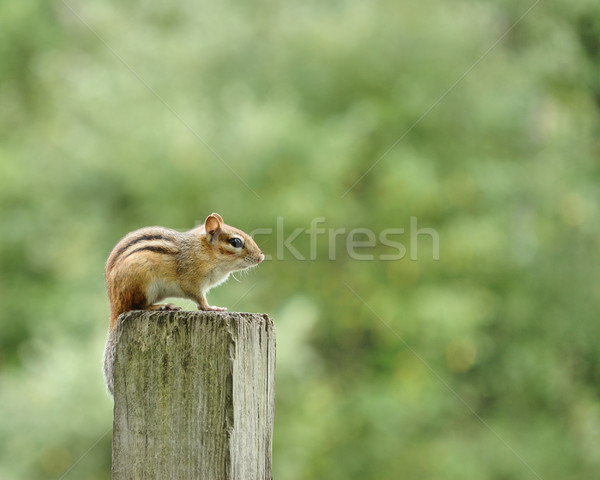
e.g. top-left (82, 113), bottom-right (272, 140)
top-left (103, 326), bottom-right (116, 396)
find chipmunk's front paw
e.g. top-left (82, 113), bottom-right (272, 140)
top-left (198, 305), bottom-right (227, 312)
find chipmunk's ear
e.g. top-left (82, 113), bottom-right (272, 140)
top-left (205, 213), bottom-right (223, 235)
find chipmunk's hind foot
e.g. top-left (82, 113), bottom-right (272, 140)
top-left (147, 303), bottom-right (182, 311)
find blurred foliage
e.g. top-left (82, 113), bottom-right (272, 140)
top-left (1, 0), bottom-right (599, 478)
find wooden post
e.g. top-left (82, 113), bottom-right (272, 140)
top-left (111, 310), bottom-right (275, 480)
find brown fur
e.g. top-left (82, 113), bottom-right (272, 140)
top-left (102, 213), bottom-right (264, 395)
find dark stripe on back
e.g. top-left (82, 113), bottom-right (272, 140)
top-left (108, 234), bottom-right (175, 270)
top-left (122, 245), bottom-right (177, 261)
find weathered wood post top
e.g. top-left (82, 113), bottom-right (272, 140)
top-left (111, 310), bottom-right (276, 480)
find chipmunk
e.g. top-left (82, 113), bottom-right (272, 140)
top-left (102, 213), bottom-right (264, 395)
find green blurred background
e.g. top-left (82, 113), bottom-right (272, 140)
top-left (1, 0), bottom-right (599, 478)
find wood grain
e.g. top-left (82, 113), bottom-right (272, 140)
top-left (111, 310), bottom-right (275, 480)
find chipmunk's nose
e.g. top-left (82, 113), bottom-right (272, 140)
top-left (257, 253), bottom-right (265, 263)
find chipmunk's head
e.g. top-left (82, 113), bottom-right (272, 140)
top-left (204, 213), bottom-right (265, 272)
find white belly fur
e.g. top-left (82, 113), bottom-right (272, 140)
top-left (146, 279), bottom-right (185, 304)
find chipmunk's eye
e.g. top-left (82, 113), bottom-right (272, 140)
top-left (229, 237), bottom-right (244, 249)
